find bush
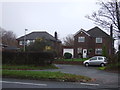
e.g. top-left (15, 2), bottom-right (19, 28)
top-left (64, 52), bottom-right (72, 59)
top-left (108, 52), bottom-right (119, 64)
top-left (102, 45), bottom-right (108, 57)
top-left (2, 51), bottom-right (55, 66)
top-left (117, 51), bottom-right (120, 62)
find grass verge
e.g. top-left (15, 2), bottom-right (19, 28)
top-left (98, 62), bottom-right (120, 73)
top-left (2, 70), bottom-right (91, 82)
top-left (98, 67), bottom-right (106, 70)
top-left (2, 64), bottom-right (59, 70)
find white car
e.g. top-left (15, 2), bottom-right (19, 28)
top-left (83, 56), bottom-right (108, 67)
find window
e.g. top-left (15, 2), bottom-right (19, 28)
top-left (78, 37), bottom-right (85, 42)
top-left (96, 38), bottom-right (102, 43)
top-left (98, 57), bottom-right (103, 60)
top-left (95, 48), bottom-right (102, 55)
top-left (19, 40), bottom-right (27, 45)
top-left (90, 57), bottom-right (97, 60)
top-left (77, 48), bottom-right (82, 53)
top-left (27, 40), bottom-right (30, 45)
top-left (19, 41), bottom-right (24, 45)
top-left (45, 46), bottom-right (51, 50)
top-left (27, 40), bottom-right (34, 45)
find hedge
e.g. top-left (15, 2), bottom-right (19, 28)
top-left (2, 51), bottom-right (55, 66)
top-left (64, 52), bottom-right (72, 59)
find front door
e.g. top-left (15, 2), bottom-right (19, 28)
top-left (83, 49), bottom-right (87, 58)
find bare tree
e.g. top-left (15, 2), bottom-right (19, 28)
top-left (86, 0), bottom-right (120, 39)
top-left (63, 34), bottom-right (74, 46)
top-left (0, 27), bottom-right (17, 46)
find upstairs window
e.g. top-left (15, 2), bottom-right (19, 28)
top-left (96, 38), bottom-right (102, 43)
top-left (78, 37), bottom-right (85, 42)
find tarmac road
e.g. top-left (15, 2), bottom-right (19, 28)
top-left (34, 64), bottom-right (119, 86)
top-left (2, 64), bottom-right (120, 89)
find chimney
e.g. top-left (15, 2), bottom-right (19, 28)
top-left (55, 31), bottom-right (58, 40)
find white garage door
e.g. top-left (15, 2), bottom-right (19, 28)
top-left (63, 49), bottom-right (74, 58)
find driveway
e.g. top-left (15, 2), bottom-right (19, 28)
top-left (37, 64), bottom-right (119, 88)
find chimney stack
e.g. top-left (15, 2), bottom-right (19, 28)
top-left (55, 31), bottom-right (58, 40)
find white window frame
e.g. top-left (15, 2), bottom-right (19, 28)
top-left (96, 38), bottom-right (102, 43)
top-left (19, 41), bottom-right (23, 45)
top-left (95, 48), bottom-right (102, 55)
top-left (77, 48), bottom-right (82, 53)
top-left (78, 37), bottom-right (85, 42)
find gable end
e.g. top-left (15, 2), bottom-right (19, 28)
top-left (74, 29), bottom-right (90, 37)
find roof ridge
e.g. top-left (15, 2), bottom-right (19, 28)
top-left (17, 31), bottom-right (61, 43)
top-left (87, 26), bottom-right (110, 37)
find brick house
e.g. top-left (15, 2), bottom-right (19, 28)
top-left (17, 31), bottom-right (62, 57)
top-left (74, 27), bottom-right (114, 58)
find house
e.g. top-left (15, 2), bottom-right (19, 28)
top-left (17, 31), bottom-right (62, 57)
top-left (74, 27), bottom-right (114, 58)
top-left (0, 43), bottom-right (20, 52)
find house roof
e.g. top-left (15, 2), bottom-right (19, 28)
top-left (74, 27), bottom-right (110, 38)
top-left (17, 31), bottom-right (61, 42)
top-left (87, 27), bottom-right (110, 37)
top-left (74, 29), bottom-right (90, 37)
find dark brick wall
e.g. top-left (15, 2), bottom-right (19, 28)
top-left (74, 31), bottom-right (113, 58)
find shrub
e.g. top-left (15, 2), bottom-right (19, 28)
top-left (64, 52), bottom-right (72, 59)
top-left (102, 45), bottom-right (108, 57)
top-left (2, 51), bottom-right (54, 66)
top-left (108, 53), bottom-right (119, 64)
top-left (117, 51), bottom-right (120, 62)
top-left (26, 38), bottom-right (52, 52)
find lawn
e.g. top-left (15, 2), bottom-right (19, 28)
top-left (105, 62), bottom-right (120, 70)
top-left (98, 62), bottom-right (120, 73)
top-left (55, 58), bottom-right (88, 61)
top-left (2, 64), bottom-right (91, 82)
top-left (2, 64), bottom-right (59, 70)
top-left (2, 70), bottom-right (91, 82)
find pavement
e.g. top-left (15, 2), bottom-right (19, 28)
top-left (2, 64), bottom-right (120, 89)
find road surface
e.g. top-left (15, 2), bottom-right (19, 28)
top-left (2, 64), bottom-right (119, 89)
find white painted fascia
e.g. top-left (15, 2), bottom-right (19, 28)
top-left (74, 29), bottom-right (90, 37)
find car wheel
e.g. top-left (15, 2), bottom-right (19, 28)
top-left (85, 63), bottom-right (89, 67)
top-left (100, 63), bottom-right (105, 67)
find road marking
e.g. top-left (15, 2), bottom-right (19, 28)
top-left (1, 81), bottom-right (47, 86)
top-left (80, 83), bottom-right (99, 86)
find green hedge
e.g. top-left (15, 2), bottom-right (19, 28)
top-left (2, 51), bottom-right (55, 66)
top-left (64, 52), bottom-right (72, 59)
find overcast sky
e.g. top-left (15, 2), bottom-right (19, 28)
top-left (0, 0), bottom-right (119, 50)
top-left (1, 0), bottom-right (101, 39)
